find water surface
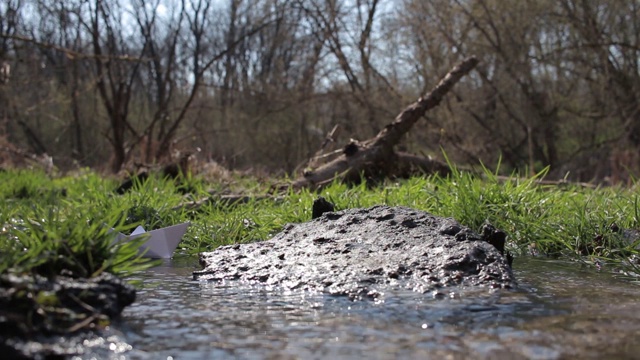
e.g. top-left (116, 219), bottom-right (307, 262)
top-left (119, 257), bottom-right (640, 359)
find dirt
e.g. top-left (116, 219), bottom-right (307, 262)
top-left (194, 205), bottom-right (515, 300)
top-left (0, 272), bottom-right (135, 358)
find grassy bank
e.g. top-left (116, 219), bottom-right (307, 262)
top-left (1, 166), bottom-right (640, 279)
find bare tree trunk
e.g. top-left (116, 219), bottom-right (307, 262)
top-left (88, 0), bottom-right (143, 173)
top-left (70, 58), bottom-right (84, 162)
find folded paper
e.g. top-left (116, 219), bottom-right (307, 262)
top-left (114, 222), bottom-right (190, 258)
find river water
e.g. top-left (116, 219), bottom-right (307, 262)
top-left (113, 257), bottom-right (640, 359)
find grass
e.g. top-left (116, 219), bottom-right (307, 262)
top-left (2, 164), bottom-right (640, 280)
top-left (0, 169), bottom-right (162, 277)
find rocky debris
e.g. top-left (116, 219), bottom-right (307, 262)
top-left (195, 205), bottom-right (515, 300)
top-left (481, 222), bottom-right (514, 266)
top-left (610, 222), bottom-right (640, 246)
top-left (0, 272), bottom-right (136, 358)
top-left (311, 196), bottom-right (335, 219)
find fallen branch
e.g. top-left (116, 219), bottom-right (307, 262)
top-left (291, 56), bottom-right (479, 189)
top-left (172, 194), bottom-right (283, 212)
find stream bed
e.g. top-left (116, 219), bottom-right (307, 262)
top-left (114, 257), bottom-right (640, 359)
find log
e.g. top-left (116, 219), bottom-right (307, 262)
top-left (291, 56), bottom-right (479, 189)
top-left (395, 152), bottom-right (452, 178)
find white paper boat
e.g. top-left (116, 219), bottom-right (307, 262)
top-left (114, 222), bottom-right (190, 258)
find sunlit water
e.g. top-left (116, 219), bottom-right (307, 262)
top-left (114, 257), bottom-right (640, 359)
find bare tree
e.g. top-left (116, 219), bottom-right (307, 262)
top-left (0, 0), bottom-right (21, 140)
top-left (296, 0), bottom-right (399, 137)
top-left (85, 0), bottom-right (145, 172)
top-left (3, 0), bottom-right (640, 183)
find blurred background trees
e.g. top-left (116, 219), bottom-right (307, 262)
top-left (0, 0), bottom-right (639, 183)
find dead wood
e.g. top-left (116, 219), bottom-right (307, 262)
top-left (395, 152), bottom-right (452, 178)
top-left (291, 56), bottom-right (479, 190)
top-left (308, 124), bottom-right (342, 168)
top-left (0, 145), bottom-right (55, 173)
top-left (493, 175), bottom-right (597, 189)
top-left (172, 194), bottom-right (282, 212)
top-left (115, 152), bottom-right (193, 194)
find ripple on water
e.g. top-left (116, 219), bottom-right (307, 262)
top-left (118, 257), bottom-right (640, 359)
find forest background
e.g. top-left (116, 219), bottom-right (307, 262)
top-left (1, 0), bottom-right (639, 184)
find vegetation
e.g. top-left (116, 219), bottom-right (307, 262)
top-left (1, 0), bottom-right (640, 185)
top-left (4, 1), bottom-right (639, 341)
top-left (0, 169), bottom-right (162, 277)
top-left (2, 167), bottom-right (640, 280)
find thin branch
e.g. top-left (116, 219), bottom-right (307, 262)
top-left (1, 33), bottom-right (150, 62)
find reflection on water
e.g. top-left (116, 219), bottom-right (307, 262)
top-left (119, 257), bottom-right (640, 359)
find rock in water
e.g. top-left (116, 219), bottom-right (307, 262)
top-left (194, 205), bottom-right (515, 300)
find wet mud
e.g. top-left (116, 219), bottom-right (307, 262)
top-left (0, 272), bottom-right (135, 358)
top-left (195, 205), bottom-right (515, 300)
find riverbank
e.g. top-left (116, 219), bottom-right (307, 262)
top-left (1, 166), bottom-right (640, 356)
top-left (3, 166), bottom-right (640, 277)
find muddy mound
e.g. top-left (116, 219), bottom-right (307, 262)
top-left (195, 205), bottom-right (515, 300)
top-left (0, 272), bottom-right (135, 358)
